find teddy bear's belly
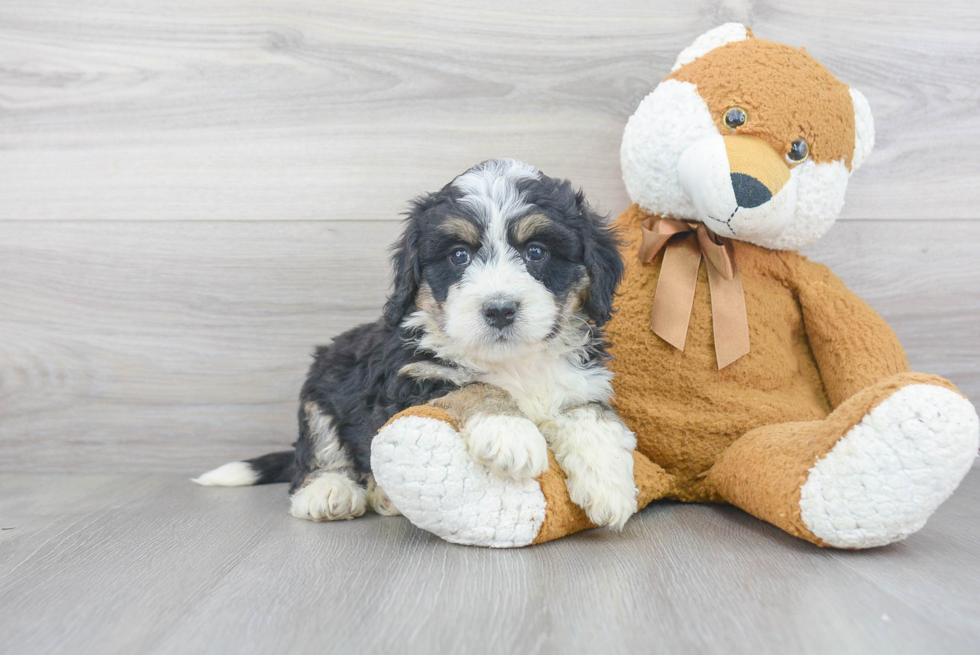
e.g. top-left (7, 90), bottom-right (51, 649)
top-left (606, 256), bottom-right (831, 499)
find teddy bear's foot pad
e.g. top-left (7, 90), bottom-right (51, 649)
top-left (800, 384), bottom-right (979, 548)
top-left (371, 415), bottom-right (546, 547)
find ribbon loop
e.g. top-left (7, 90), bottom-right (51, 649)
top-left (638, 217), bottom-right (750, 369)
top-left (697, 228), bottom-right (736, 281)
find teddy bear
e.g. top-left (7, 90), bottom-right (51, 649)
top-left (369, 24), bottom-right (980, 549)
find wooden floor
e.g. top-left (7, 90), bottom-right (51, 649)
top-left (1, 470), bottom-right (978, 654)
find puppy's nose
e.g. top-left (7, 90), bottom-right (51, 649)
top-left (731, 173), bottom-right (772, 208)
top-left (483, 301), bottom-right (518, 329)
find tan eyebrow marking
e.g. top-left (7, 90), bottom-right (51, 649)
top-left (440, 217), bottom-right (480, 245)
top-left (512, 213), bottom-right (553, 243)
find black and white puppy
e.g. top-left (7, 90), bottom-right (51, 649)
top-left (195, 159), bottom-right (638, 528)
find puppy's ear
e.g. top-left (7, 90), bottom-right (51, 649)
top-left (577, 191), bottom-right (623, 327)
top-left (382, 199), bottom-right (427, 329)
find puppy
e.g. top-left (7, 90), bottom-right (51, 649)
top-left (195, 159), bottom-right (639, 529)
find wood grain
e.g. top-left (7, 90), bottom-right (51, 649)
top-left (1, 470), bottom-right (978, 654)
top-left (1, 219), bottom-right (976, 473)
top-left (0, 0), bottom-right (978, 220)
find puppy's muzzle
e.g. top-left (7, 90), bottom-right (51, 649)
top-left (483, 301), bottom-right (518, 329)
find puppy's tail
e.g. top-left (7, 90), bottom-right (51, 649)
top-left (192, 451), bottom-right (295, 487)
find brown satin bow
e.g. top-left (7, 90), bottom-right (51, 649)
top-left (638, 217), bottom-right (750, 369)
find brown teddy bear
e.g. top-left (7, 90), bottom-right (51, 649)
top-left (371, 24), bottom-right (979, 548)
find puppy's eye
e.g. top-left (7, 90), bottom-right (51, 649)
top-left (787, 139), bottom-right (809, 164)
top-left (524, 245), bottom-right (547, 262)
top-left (448, 247), bottom-right (471, 266)
top-left (724, 107), bottom-right (747, 129)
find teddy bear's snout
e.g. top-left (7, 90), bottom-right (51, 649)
top-left (724, 134), bottom-right (790, 202)
top-left (677, 132), bottom-right (797, 241)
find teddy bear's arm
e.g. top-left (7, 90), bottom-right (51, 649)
top-left (789, 254), bottom-right (910, 408)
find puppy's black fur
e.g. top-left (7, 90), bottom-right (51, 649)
top-left (288, 322), bottom-right (458, 490)
top-left (223, 162), bottom-right (623, 499)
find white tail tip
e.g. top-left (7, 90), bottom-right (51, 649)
top-left (192, 461), bottom-right (259, 487)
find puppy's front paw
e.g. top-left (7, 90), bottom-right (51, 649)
top-left (564, 448), bottom-right (638, 530)
top-left (465, 414), bottom-right (549, 480)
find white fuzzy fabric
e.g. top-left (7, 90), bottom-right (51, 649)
top-left (192, 461), bottom-right (258, 487)
top-left (372, 416), bottom-right (547, 548)
top-left (677, 132), bottom-right (739, 229)
top-left (849, 87), bottom-right (875, 172)
top-left (671, 23), bottom-right (749, 72)
top-left (767, 159), bottom-right (850, 250)
top-left (621, 80), bottom-right (716, 220)
top-left (800, 385), bottom-right (980, 548)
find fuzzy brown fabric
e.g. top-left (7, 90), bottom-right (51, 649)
top-left (382, 405), bottom-right (457, 431)
top-left (532, 450), bottom-right (674, 544)
top-left (532, 451), bottom-right (594, 544)
top-left (707, 372), bottom-right (963, 545)
top-left (670, 37), bottom-right (856, 169)
top-left (524, 204), bottom-right (961, 547)
top-left (606, 204), bottom-right (914, 502)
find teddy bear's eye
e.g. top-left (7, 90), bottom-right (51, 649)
top-left (723, 107), bottom-right (747, 129)
top-left (787, 139), bottom-right (809, 164)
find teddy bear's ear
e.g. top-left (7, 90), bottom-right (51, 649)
top-left (849, 87), bottom-right (875, 172)
top-left (671, 23), bottom-right (753, 72)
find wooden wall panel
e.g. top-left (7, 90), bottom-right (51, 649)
top-left (1, 0), bottom-right (977, 472)
top-left (0, 0), bottom-right (978, 221)
top-left (1, 219), bottom-right (976, 473)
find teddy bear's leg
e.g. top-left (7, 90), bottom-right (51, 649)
top-left (705, 372), bottom-right (979, 548)
top-left (371, 406), bottom-right (673, 547)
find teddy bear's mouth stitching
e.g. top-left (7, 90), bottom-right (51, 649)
top-left (705, 209), bottom-right (738, 236)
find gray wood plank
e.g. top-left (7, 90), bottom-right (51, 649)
top-left (0, 470), bottom-right (977, 654)
top-left (1, 219), bottom-right (977, 473)
top-left (0, 220), bottom-right (397, 473)
top-left (0, 0), bottom-right (978, 221)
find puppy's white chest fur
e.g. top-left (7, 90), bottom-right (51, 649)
top-left (476, 353), bottom-right (614, 423)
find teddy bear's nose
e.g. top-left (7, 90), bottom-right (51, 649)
top-left (731, 173), bottom-right (772, 209)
